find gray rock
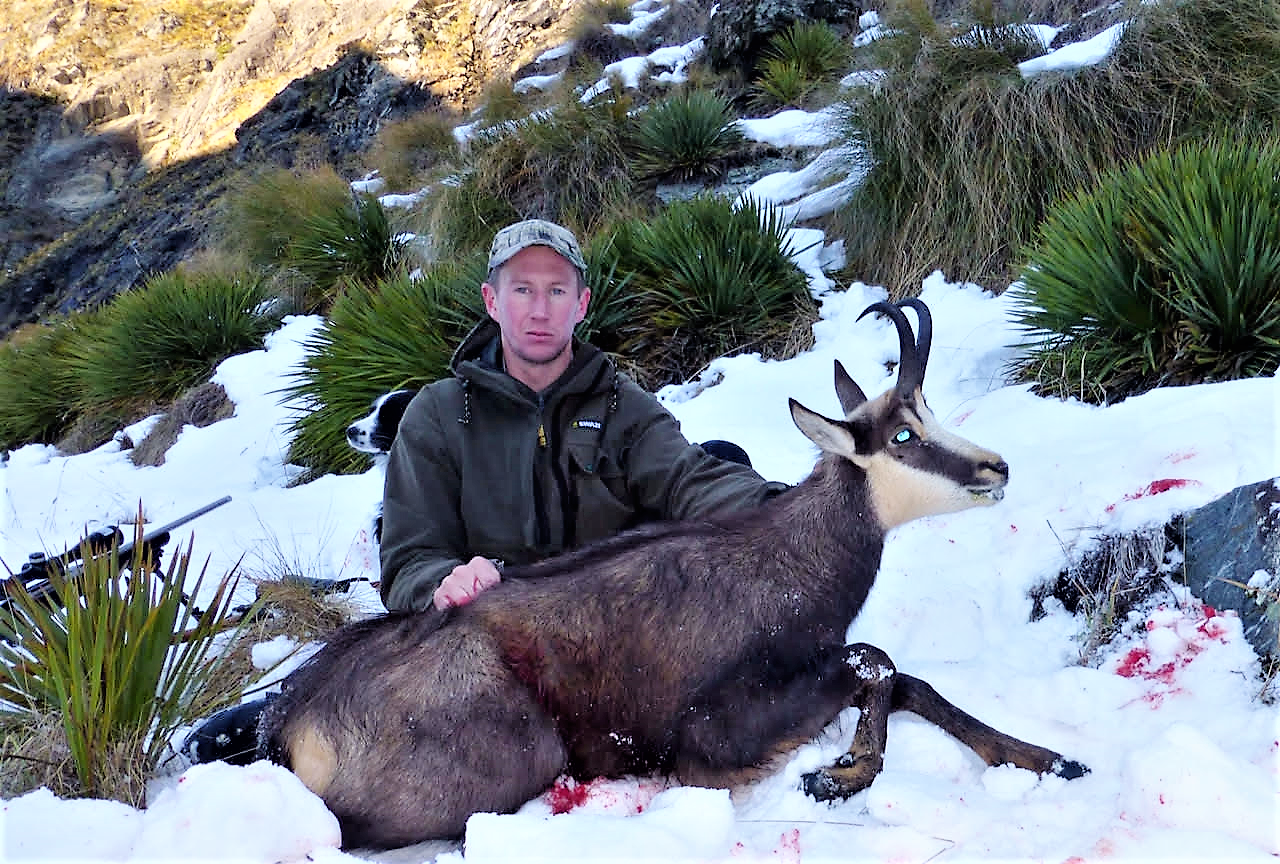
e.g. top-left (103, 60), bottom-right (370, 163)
top-left (706, 0), bottom-right (863, 74)
top-left (1182, 478), bottom-right (1280, 659)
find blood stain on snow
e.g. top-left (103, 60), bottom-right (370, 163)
top-left (1111, 604), bottom-right (1230, 706)
top-left (1105, 478), bottom-right (1200, 513)
top-left (1166, 449), bottom-right (1197, 464)
top-left (544, 776), bottom-right (663, 815)
top-left (774, 828), bottom-right (802, 863)
top-left (546, 778), bottom-right (592, 814)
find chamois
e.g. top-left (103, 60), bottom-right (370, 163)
top-left (258, 299), bottom-right (1086, 849)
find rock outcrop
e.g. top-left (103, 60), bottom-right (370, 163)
top-left (0, 0), bottom-right (587, 336)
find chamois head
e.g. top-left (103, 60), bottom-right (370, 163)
top-left (789, 299), bottom-right (1009, 529)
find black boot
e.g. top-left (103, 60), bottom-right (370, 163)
top-left (182, 694), bottom-right (277, 766)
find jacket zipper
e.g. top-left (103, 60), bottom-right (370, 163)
top-left (534, 393), bottom-right (550, 548)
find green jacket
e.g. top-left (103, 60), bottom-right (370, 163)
top-left (379, 319), bottom-right (787, 612)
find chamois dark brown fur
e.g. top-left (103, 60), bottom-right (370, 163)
top-left (257, 300), bottom-right (1086, 849)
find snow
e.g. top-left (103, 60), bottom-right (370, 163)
top-left (1019, 21), bottom-right (1130, 77)
top-left (3, 6), bottom-right (1279, 863)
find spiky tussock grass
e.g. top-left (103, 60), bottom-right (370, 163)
top-left (0, 317), bottom-right (86, 450)
top-left (429, 90), bottom-right (639, 259)
top-left (1010, 137), bottom-right (1280, 403)
top-left (222, 167), bottom-right (351, 272)
top-left (835, 0), bottom-right (1280, 295)
top-left (631, 89), bottom-right (745, 181)
top-left (286, 192), bottom-right (407, 304)
top-left (367, 110), bottom-right (460, 193)
top-left (0, 524), bottom-right (252, 804)
top-left (751, 19), bottom-right (851, 110)
top-left (284, 257), bottom-right (487, 476)
top-left (617, 196), bottom-right (815, 388)
top-left (64, 269), bottom-right (279, 419)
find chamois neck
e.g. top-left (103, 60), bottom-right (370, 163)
top-left (770, 456), bottom-right (886, 604)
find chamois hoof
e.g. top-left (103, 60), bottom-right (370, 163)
top-left (801, 769), bottom-right (846, 801)
top-left (1054, 759), bottom-right (1090, 780)
top-left (801, 753), bottom-right (880, 802)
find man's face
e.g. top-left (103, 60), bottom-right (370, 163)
top-left (482, 245), bottom-right (590, 371)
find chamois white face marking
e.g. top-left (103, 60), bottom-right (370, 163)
top-left (857, 389), bottom-right (1008, 529)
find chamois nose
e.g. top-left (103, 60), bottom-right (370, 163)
top-left (982, 460), bottom-right (1009, 480)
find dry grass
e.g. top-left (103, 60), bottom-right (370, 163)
top-left (0, 711), bottom-right (79, 800)
top-left (1032, 527), bottom-right (1174, 665)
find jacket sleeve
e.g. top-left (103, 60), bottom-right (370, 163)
top-left (378, 389), bottom-right (465, 612)
top-left (618, 383), bottom-right (788, 522)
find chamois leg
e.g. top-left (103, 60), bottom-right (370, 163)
top-left (891, 674), bottom-right (1088, 779)
top-left (673, 643), bottom-right (895, 792)
top-left (801, 643), bottom-right (897, 801)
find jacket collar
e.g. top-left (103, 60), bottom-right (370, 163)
top-left (451, 318), bottom-right (604, 399)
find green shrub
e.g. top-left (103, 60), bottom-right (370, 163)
top-left (284, 257), bottom-right (487, 475)
top-left (619, 196), bottom-right (815, 387)
top-left (0, 319), bottom-right (86, 450)
top-left (751, 20), bottom-right (851, 109)
top-left (67, 269), bottom-right (280, 417)
top-left (1010, 138), bottom-right (1280, 403)
top-left (0, 527), bottom-right (250, 804)
top-left (430, 92), bottom-right (639, 258)
top-left (631, 89), bottom-right (745, 181)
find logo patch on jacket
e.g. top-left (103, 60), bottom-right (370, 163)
top-left (572, 418), bottom-right (603, 430)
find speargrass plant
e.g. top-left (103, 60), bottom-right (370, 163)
top-left (0, 524), bottom-right (250, 804)
top-left (751, 20), bottom-right (851, 110)
top-left (65, 269), bottom-right (279, 418)
top-left (631, 89), bottom-right (745, 181)
top-left (621, 196), bottom-right (814, 387)
top-left (283, 257), bottom-right (487, 475)
top-left (1011, 138), bottom-right (1280, 403)
top-left (286, 192), bottom-right (408, 302)
top-left (0, 318), bottom-right (86, 449)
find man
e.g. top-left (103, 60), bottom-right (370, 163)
top-left (184, 219), bottom-right (783, 764)
top-left (379, 218), bottom-right (787, 612)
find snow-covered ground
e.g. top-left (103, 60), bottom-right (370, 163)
top-left (3, 2), bottom-right (1278, 862)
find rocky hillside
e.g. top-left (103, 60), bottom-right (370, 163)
top-left (0, 0), bottom-right (588, 335)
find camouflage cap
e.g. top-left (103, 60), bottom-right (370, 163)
top-left (487, 219), bottom-right (587, 277)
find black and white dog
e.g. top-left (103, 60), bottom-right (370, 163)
top-left (346, 389), bottom-right (416, 542)
top-left (345, 389), bottom-right (416, 461)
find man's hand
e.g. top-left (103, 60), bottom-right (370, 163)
top-left (432, 556), bottom-right (502, 610)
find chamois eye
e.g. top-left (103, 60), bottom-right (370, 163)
top-left (893, 428), bottom-right (913, 444)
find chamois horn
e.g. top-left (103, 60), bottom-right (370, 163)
top-left (857, 300), bottom-right (926, 400)
top-left (896, 297), bottom-right (932, 372)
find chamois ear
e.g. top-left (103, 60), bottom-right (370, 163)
top-left (833, 360), bottom-right (867, 417)
top-left (789, 398), bottom-right (864, 462)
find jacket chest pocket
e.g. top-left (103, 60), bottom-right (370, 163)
top-left (566, 435), bottom-right (634, 543)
